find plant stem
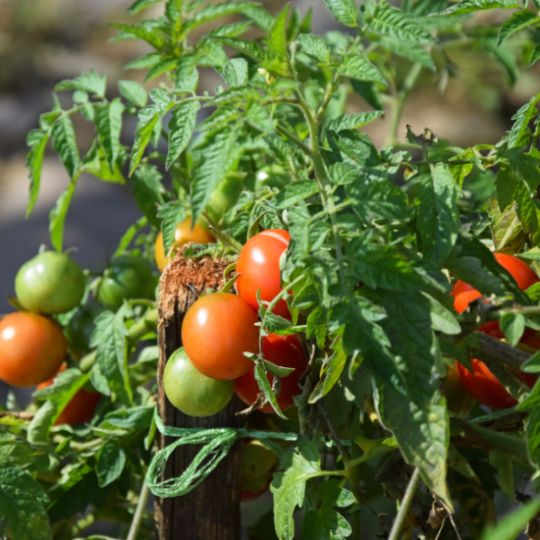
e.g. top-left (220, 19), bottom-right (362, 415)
top-left (388, 468), bottom-right (421, 540)
top-left (385, 62), bottom-right (423, 146)
top-left (127, 479), bottom-right (150, 540)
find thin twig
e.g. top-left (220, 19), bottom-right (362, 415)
top-left (126, 479), bottom-right (150, 540)
top-left (388, 468), bottom-right (421, 540)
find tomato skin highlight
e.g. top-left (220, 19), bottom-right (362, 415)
top-left (37, 366), bottom-right (101, 425)
top-left (452, 253), bottom-right (539, 408)
top-left (0, 312), bottom-right (66, 387)
top-left (235, 333), bottom-right (308, 413)
top-left (181, 293), bottom-right (259, 380)
top-left (154, 217), bottom-right (215, 271)
top-left (15, 251), bottom-right (85, 314)
top-left (236, 229), bottom-right (291, 318)
top-left (163, 348), bottom-right (233, 417)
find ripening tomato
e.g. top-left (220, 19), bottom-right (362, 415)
top-left (96, 254), bottom-right (155, 309)
top-left (205, 173), bottom-right (244, 224)
top-left (163, 348), bottom-right (233, 417)
top-left (235, 333), bottom-right (307, 413)
top-left (154, 218), bottom-right (215, 271)
top-left (15, 251), bottom-right (85, 314)
top-left (181, 293), bottom-right (259, 380)
top-left (236, 229), bottom-right (291, 318)
top-left (452, 253), bottom-right (539, 409)
top-left (0, 312), bottom-right (66, 387)
top-left (37, 365), bottom-right (100, 425)
top-left (452, 253), bottom-right (539, 314)
top-left (240, 440), bottom-right (278, 501)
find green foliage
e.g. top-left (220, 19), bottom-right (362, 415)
top-left (5, 0), bottom-right (540, 538)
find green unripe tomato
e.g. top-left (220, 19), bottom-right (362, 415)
top-left (163, 348), bottom-right (234, 417)
top-left (96, 254), bottom-right (155, 310)
top-left (205, 172), bottom-right (244, 223)
top-left (64, 303), bottom-right (104, 359)
top-left (15, 251), bottom-right (85, 314)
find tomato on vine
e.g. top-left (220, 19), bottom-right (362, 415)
top-left (239, 440), bottom-right (278, 501)
top-left (37, 365), bottom-right (101, 425)
top-left (235, 333), bottom-right (307, 413)
top-left (181, 293), bottom-right (259, 380)
top-left (0, 312), bottom-right (66, 387)
top-left (96, 254), bottom-right (155, 309)
top-left (163, 348), bottom-right (233, 417)
top-left (452, 252), bottom-right (539, 408)
top-left (154, 217), bottom-right (215, 271)
top-left (15, 251), bottom-right (85, 314)
top-left (205, 173), bottom-right (244, 225)
top-left (236, 229), bottom-right (291, 318)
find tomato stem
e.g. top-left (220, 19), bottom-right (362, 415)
top-left (387, 468), bottom-right (422, 540)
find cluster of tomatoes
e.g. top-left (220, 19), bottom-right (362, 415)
top-left (450, 253), bottom-right (540, 409)
top-left (161, 226), bottom-right (308, 418)
top-left (0, 250), bottom-right (100, 424)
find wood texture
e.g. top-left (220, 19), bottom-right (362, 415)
top-left (155, 256), bottom-right (243, 540)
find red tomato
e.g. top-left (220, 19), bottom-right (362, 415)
top-left (452, 253), bottom-right (539, 314)
top-left (37, 365), bottom-right (100, 425)
top-left (236, 229), bottom-right (291, 318)
top-left (235, 333), bottom-right (307, 413)
top-left (452, 253), bottom-right (539, 408)
top-left (456, 360), bottom-right (517, 409)
top-left (181, 293), bottom-right (259, 380)
top-left (0, 312), bottom-right (66, 387)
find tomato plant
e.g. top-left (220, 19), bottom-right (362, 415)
top-left (0, 312), bottom-right (66, 387)
top-left (181, 293), bottom-right (259, 380)
top-left (163, 347), bottom-right (233, 417)
top-left (239, 440), bottom-right (278, 501)
top-left (154, 217), bottom-right (215, 271)
top-left (236, 229), bottom-right (291, 318)
top-left (4, 0), bottom-right (540, 539)
top-left (15, 250), bottom-right (85, 314)
top-left (235, 334), bottom-right (307, 413)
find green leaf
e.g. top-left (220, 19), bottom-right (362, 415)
top-left (185, 2), bottom-right (266, 33)
top-left (297, 34), bottom-right (330, 63)
top-left (129, 99), bottom-right (171, 176)
top-left (95, 98), bottom-right (124, 167)
top-left (95, 441), bottom-right (127, 488)
top-left (302, 480), bottom-right (353, 539)
top-left (119, 80), bottom-right (148, 107)
top-left (157, 201), bottom-right (185, 252)
top-left (445, 0), bottom-right (521, 15)
top-left (190, 127), bottom-right (240, 221)
top-left (49, 177), bottom-right (79, 252)
top-left (500, 312), bottom-right (526, 346)
top-left (367, 1), bottom-right (431, 44)
top-left (26, 129), bottom-right (49, 217)
top-left (323, 0), bottom-right (358, 27)
top-left (326, 110), bottom-right (384, 132)
top-left (128, 0), bottom-right (163, 14)
top-left (480, 498), bottom-right (540, 540)
top-left (522, 350), bottom-right (540, 373)
top-left (489, 450), bottom-right (514, 499)
top-left (51, 113), bottom-right (79, 177)
top-left (223, 58), bottom-right (249, 87)
top-left (271, 440), bottom-right (321, 540)
top-left (427, 294), bottom-right (461, 335)
top-left (309, 340), bottom-right (347, 403)
top-left (417, 165), bottom-right (460, 265)
top-left (267, 4), bottom-right (290, 58)
top-left (497, 11), bottom-right (539, 44)
top-left (253, 358), bottom-right (287, 418)
top-left (175, 56), bottom-right (199, 93)
top-left (506, 94), bottom-right (540, 149)
top-left (339, 52), bottom-right (387, 85)
top-left (55, 70), bottom-right (106, 98)
top-left (515, 181), bottom-right (540, 245)
top-left (112, 22), bottom-right (167, 50)
top-left (91, 310), bottom-right (132, 404)
top-left (166, 100), bottom-right (200, 170)
top-left (132, 164), bottom-right (165, 226)
top-left (0, 467), bottom-right (51, 540)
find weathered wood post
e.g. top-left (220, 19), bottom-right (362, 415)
top-left (155, 256), bottom-right (243, 540)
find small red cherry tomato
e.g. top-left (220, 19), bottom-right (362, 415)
top-left (235, 333), bottom-right (307, 413)
top-left (181, 293), bottom-right (259, 380)
top-left (236, 229), bottom-right (291, 318)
